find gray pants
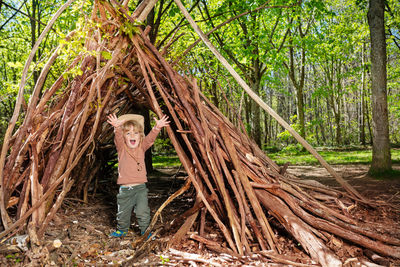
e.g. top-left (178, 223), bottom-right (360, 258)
top-left (116, 183), bottom-right (150, 233)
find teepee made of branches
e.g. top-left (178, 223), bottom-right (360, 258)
top-left (0, 0), bottom-right (399, 265)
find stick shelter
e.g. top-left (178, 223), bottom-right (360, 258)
top-left (0, 1), bottom-right (399, 265)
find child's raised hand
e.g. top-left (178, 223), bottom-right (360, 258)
top-left (107, 114), bottom-right (124, 128)
top-left (154, 115), bottom-right (170, 130)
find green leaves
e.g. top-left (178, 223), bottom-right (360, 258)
top-left (101, 51), bottom-right (112, 60)
top-left (120, 20), bottom-right (140, 39)
top-left (6, 61), bottom-right (24, 69)
top-left (62, 65), bottom-right (83, 80)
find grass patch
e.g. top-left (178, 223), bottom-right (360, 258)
top-left (266, 148), bottom-right (400, 166)
top-left (152, 154), bottom-right (181, 168)
top-left (151, 148), bottom-right (400, 170)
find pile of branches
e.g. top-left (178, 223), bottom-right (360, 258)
top-left (0, 0), bottom-right (399, 265)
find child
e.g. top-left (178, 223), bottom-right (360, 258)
top-left (107, 113), bottom-right (170, 237)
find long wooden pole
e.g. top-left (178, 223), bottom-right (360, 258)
top-left (173, 0), bottom-right (366, 202)
top-left (134, 0), bottom-right (159, 22)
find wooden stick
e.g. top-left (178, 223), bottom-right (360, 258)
top-left (135, 0), bottom-right (159, 22)
top-left (215, 144), bottom-right (251, 253)
top-left (148, 177), bottom-right (191, 233)
top-left (189, 234), bottom-right (241, 258)
top-left (259, 250), bottom-right (319, 267)
top-left (168, 248), bottom-right (223, 267)
top-left (219, 124), bottom-right (277, 252)
top-left (232, 170), bottom-right (268, 251)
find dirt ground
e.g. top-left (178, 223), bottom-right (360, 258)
top-left (288, 164), bottom-right (400, 208)
top-left (1, 164), bottom-right (400, 266)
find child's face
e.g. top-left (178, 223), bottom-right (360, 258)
top-left (124, 125), bottom-right (141, 149)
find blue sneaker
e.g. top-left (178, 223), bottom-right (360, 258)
top-left (110, 230), bottom-right (127, 237)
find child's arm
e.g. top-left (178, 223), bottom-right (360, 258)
top-left (142, 115), bottom-right (170, 151)
top-left (107, 114), bottom-right (125, 151)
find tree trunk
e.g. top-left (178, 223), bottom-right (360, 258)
top-left (251, 79), bottom-right (262, 147)
top-left (366, 85), bottom-right (373, 145)
top-left (334, 61), bottom-right (342, 145)
top-left (245, 94), bottom-right (251, 133)
top-left (360, 41), bottom-right (367, 146)
top-left (367, 0), bottom-right (392, 173)
top-left (250, 54), bottom-right (262, 147)
top-left (288, 40), bottom-right (306, 139)
top-left (29, 0), bottom-right (39, 85)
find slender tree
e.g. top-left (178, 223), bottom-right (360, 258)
top-left (285, 17), bottom-right (308, 139)
top-left (367, 0), bottom-right (392, 173)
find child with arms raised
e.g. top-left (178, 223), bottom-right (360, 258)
top-left (107, 113), bottom-right (170, 237)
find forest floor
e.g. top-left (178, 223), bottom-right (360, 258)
top-left (1, 164), bottom-right (400, 266)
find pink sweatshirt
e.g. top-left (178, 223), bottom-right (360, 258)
top-left (114, 126), bottom-right (160, 185)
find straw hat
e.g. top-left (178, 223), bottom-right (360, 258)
top-left (118, 114), bottom-right (144, 129)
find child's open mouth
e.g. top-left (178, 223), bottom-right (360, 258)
top-left (130, 139), bottom-right (136, 145)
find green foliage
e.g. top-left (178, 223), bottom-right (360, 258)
top-left (5, 253), bottom-right (22, 263)
top-left (280, 143), bottom-right (305, 154)
top-left (277, 129), bottom-right (292, 142)
top-left (152, 155), bottom-right (181, 168)
top-left (153, 137), bottom-right (174, 155)
top-left (159, 254), bottom-right (170, 264)
top-left (120, 20), bottom-right (140, 39)
top-left (0, 0), bottom-right (93, 139)
top-left (277, 115), bottom-right (303, 143)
